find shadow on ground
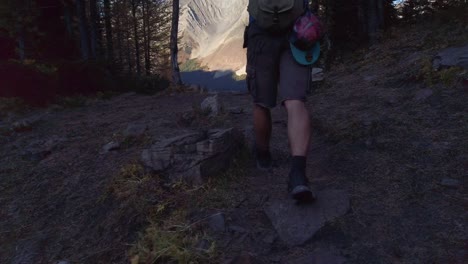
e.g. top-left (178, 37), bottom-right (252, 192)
top-left (181, 70), bottom-right (247, 92)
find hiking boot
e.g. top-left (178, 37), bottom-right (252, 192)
top-left (288, 169), bottom-right (315, 203)
top-left (256, 149), bottom-right (272, 170)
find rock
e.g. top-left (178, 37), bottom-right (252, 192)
top-left (201, 95), bottom-right (220, 116)
top-left (12, 120), bottom-right (33, 132)
top-left (290, 249), bottom-right (347, 264)
top-left (124, 123), bottom-right (147, 138)
top-left (22, 136), bottom-right (67, 161)
top-left (11, 114), bottom-right (45, 132)
top-left (264, 190), bottom-right (350, 246)
top-left (312, 68), bottom-right (324, 82)
top-left (208, 213), bottom-right (226, 232)
top-left (56, 261), bottom-right (70, 264)
top-left (433, 44), bottom-right (468, 70)
top-left (141, 128), bottom-right (244, 185)
top-left (414, 88), bottom-right (433, 102)
top-left (440, 178), bottom-right (460, 188)
top-left (101, 141), bottom-right (120, 154)
top-left (227, 106), bottom-right (244, 114)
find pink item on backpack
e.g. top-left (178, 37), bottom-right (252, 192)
top-left (293, 11), bottom-right (323, 45)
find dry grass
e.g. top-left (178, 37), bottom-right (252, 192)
top-left (118, 145), bottom-right (249, 264)
top-left (308, 19), bottom-right (467, 263)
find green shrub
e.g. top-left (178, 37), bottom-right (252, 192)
top-left (0, 97), bottom-right (27, 117)
top-left (56, 96), bottom-right (87, 108)
top-left (122, 75), bottom-right (170, 95)
top-left (180, 59), bottom-right (208, 72)
top-left (439, 67), bottom-right (464, 87)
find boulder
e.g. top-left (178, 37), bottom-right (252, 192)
top-left (264, 190), bottom-right (350, 247)
top-left (201, 95), bottom-right (220, 116)
top-left (433, 44), bottom-right (468, 70)
top-left (141, 128), bottom-right (244, 185)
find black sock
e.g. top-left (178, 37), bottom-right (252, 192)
top-left (257, 149), bottom-right (271, 161)
top-left (291, 156), bottom-right (306, 173)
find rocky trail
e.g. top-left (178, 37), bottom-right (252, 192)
top-left (0, 91), bottom-right (352, 263)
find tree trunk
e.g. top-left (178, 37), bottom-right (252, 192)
top-left (116, 9), bottom-right (124, 69)
top-left (17, 26), bottom-right (26, 61)
top-left (142, 1), bottom-right (150, 75)
top-left (357, 0), bottom-right (366, 38)
top-left (104, 0), bottom-right (114, 63)
top-left (170, 0), bottom-right (182, 85)
top-left (376, 0), bottom-right (384, 29)
top-left (63, 2), bottom-right (73, 38)
top-left (76, 0), bottom-right (90, 60)
top-left (145, 0), bottom-right (151, 75)
top-left (89, 0), bottom-right (100, 59)
top-left (131, 0), bottom-right (141, 76)
top-left (125, 14), bottom-right (134, 75)
top-left (367, 0), bottom-right (378, 44)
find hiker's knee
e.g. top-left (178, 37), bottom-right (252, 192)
top-left (284, 100), bottom-right (305, 111)
top-left (254, 103), bottom-right (271, 113)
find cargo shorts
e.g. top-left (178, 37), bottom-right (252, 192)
top-left (245, 23), bottom-right (310, 108)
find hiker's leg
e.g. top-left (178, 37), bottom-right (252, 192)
top-left (278, 47), bottom-right (311, 156)
top-left (284, 100), bottom-right (310, 156)
top-left (279, 49), bottom-right (314, 202)
top-left (246, 24), bottom-right (281, 154)
top-left (254, 104), bottom-right (272, 152)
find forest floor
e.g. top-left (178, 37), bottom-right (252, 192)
top-left (0, 22), bottom-right (467, 264)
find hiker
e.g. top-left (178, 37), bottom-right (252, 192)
top-left (244, 0), bottom-right (323, 202)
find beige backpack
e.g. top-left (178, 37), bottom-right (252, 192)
top-left (248, 0), bottom-right (306, 32)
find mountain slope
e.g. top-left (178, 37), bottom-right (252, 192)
top-left (179, 0), bottom-right (248, 72)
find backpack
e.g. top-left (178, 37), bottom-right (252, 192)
top-left (248, 0), bottom-right (307, 32)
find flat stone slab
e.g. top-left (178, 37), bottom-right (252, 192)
top-left (264, 190), bottom-right (350, 247)
top-left (289, 249), bottom-right (346, 264)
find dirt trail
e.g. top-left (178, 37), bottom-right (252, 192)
top-left (1, 56), bottom-right (466, 263)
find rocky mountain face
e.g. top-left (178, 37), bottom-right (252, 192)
top-left (179, 0), bottom-right (248, 73)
